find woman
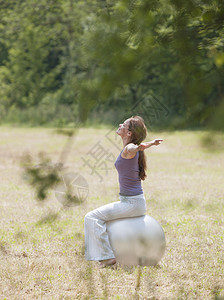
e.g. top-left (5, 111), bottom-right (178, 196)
top-left (84, 116), bottom-right (163, 267)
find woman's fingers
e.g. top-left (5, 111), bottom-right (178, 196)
top-left (155, 139), bottom-right (163, 144)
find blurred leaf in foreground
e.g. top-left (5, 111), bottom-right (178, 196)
top-left (21, 151), bottom-right (61, 201)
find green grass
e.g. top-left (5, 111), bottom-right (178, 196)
top-left (0, 127), bottom-right (223, 299)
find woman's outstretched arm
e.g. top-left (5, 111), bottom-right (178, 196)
top-left (137, 139), bottom-right (163, 151)
top-left (124, 139), bottom-right (163, 155)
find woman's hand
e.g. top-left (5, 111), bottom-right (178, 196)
top-left (138, 139), bottom-right (163, 151)
top-left (152, 139), bottom-right (163, 146)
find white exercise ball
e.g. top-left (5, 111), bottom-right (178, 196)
top-left (106, 215), bottom-right (166, 266)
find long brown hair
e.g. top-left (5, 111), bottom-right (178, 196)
top-left (128, 116), bottom-right (147, 180)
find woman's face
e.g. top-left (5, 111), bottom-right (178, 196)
top-left (116, 119), bottom-right (131, 137)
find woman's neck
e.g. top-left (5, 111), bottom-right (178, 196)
top-left (122, 137), bottom-right (131, 147)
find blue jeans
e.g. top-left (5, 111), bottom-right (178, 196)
top-left (84, 194), bottom-right (146, 261)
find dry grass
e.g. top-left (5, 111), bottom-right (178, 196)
top-left (0, 127), bottom-right (223, 299)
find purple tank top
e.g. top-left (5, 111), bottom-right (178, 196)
top-left (114, 150), bottom-right (143, 196)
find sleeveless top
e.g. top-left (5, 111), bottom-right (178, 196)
top-left (114, 150), bottom-right (143, 196)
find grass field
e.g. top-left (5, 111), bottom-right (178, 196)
top-left (0, 126), bottom-right (223, 300)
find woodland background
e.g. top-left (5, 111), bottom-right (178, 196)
top-left (0, 0), bottom-right (223, 129)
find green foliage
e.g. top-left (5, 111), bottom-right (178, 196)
top-left (20, 127), bottom-right (85, 206)
top-left (0, 0), bottom-right (223, 129)
top-left (21, 152), bottom-right (61, 201)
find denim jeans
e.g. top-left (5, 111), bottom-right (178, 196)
top-left (84, 194), bottom-right (146, 261)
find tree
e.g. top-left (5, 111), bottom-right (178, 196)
top-left (0, 0), bottom-right (223, 129)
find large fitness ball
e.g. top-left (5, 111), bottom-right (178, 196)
top-left (106, 215), bottom-right (166, 266)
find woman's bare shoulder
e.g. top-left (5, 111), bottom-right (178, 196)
top-left (121, 144), bottom-right (138, 159)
